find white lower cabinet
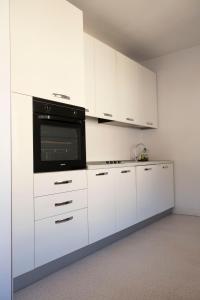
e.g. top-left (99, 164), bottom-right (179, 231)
top-left (156, 163), bottom-right (174, 213)
top-left (136, 163), bottom-right (174, 222)
top-left (87, 169), bottom-right (116, 243)
top-left (115, 167), bottom-right (137, 231)
top-left (35, 208), bottom-right (88, 267)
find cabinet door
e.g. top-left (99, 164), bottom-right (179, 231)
top-left (11, 0), bottom-right (84, 107)
top-left (35, 208), bottom-right (88, 267)
top-left (137, 65), bottom-right (158, 128)
top-left (116, 52), bottom-right (139, 125)
top-left (115, 167), bottom-right (137, 231)
top-left (88, 169), bottom-right (116, 243)
top-left (84, 33), bottom-right (96, 116)
top-left (94, 40), bottom-right (117, 120)
top-left (157, 163), bottom-right (174, 212)
top-left (136, 165), bottom-right (159, 222)
top-left (12, 93), bottom-right (34, 277)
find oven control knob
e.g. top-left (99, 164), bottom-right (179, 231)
top-left (44, 105), bottom-right (51, 113)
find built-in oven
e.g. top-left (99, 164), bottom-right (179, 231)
top-left (33, 98), bottom-right (86, 173)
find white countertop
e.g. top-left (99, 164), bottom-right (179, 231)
top-left (87, 160), bottom-right (173, 170)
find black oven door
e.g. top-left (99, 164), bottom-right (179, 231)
top-left (33, 114), bottom-right (86, 173)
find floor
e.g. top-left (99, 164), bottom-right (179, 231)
top-left (14, 214), bottom-right (200, 300)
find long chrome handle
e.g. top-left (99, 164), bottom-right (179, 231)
top-left (54, 180), bottom-right (72, 185)
top-left (121, 170), bottom-right (131, 174)
top-left (96, 172), bottom-right (108, 176)
top-left (52, 93), bottom-right (70, 100)
top-left (55, 200), bottom-right (73, 207)
top-left (144, 168), bottom-right (152, 171)
top-left (103, 113), bottom-right (113, 117)
top-left (146, 122), bottom-right (153, 126)
top-left (55, 216), bottom-right (73, 224)
top-left (126, 118), bottom-right (134, 122)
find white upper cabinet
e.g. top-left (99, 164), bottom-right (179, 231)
top-left (84, 33), bottom-right (96, 116)
top-left (116, 52), bottom-right (139, 125)
top-left (94, 39), bottom-right (117, 120)
top-left (137, 64), bottom-right (158, 128)
top-left (10, 0), bottom-right (85, 107)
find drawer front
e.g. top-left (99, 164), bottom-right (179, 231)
top-left (35, 208), bottom-right (88, 267)
top-left (34, 170), bottom-right (87, 197)
top-left (35, 190), bottom-right (87, 220)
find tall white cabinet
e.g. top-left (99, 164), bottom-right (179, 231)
top-left (11, 0), bottom-right (85, 107)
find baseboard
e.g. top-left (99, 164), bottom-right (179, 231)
top-left (13, 208), bottom-right (173, 292)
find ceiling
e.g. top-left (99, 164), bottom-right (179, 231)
top-left (68, 0), bottom-right (200, 61)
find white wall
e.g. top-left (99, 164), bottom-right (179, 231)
top-left (86, 118), bottom-right (143, 161)
top-left (0, 0), bottom-right (12, 299)
top-left (143, 45), bottom-right (200, 216)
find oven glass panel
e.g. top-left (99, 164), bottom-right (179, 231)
top-left (40, 124), bottom-right (81, 162)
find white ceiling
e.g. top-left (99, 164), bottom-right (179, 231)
top-left (68, 0), bottom-right (200, 61)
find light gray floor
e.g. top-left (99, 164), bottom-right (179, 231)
top-left (14, 215), bottom-right (200, 300)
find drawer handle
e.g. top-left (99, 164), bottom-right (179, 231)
top-left (146, 122), bottom-right (153, 126)
top-left (54, 180), bottom-right (72, 185)
top-left (144, 168), bottom-right (152, 171)
top-left (126, 118), bottom-right (134, 122)
top-left (121, 170), bottom-right (131, 173)
top-left (103, 113), bottom-right (112, 117)
top-left (96, 172), bottom-right (108, 176)
top-left (162, 165), bottom-right (169, 169)
top-left (55, 200), bottom-right (73, 207)
top-left (52, 93), bottom-right (70, 100)
top-left (55, 216), bottom-right (73, 224)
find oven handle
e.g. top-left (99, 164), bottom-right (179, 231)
top-left (54, 180), bottom-right (72, 185)
top-left (36, 114), bottom-right (84, 123)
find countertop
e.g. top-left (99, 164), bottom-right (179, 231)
top-left (87, 160), bottom-right (173, 170)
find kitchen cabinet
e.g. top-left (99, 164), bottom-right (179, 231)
top-left (84, 33), bottom-right (96, 116)
top-left (34, 170), bottom-right (87, 197)
top-left (12, 93), bottom-right (34, 277)
top-left (87, 169), bottom-right (116, 243)
top-left (136, 163), bottom-right (174, 222)
top-left (156, 163), bottom-right (174, 212)
top-left (94, 39), bottom-right (117, 120)
top-left (116, 52), bottom-right (139, 125)
top-left (137, 64), bottom-right (158, 128)
top-left (35, 208), bottom-right (88, 267)
top-left (11, 0), bottom-right (85, 107)
top-left (115, 167), bottom-right (137, 231)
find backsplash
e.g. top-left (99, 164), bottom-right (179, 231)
top-left (86, 117), bottom-right (144, 162)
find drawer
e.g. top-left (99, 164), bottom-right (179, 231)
top-left (35, 189), bottom-right (87, 220)
top-left (34, 170), bottom-right (87, 197)
top-left (35, 208), bottom-right (88, 267)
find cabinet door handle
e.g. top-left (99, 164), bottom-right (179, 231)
top-left (96, 172), bottom-right (108, 176)
top-left (52, 93), bottom-right (70, 100)
top-left (85, 109), bottom-right (89, 113)
top-left (146, 122), bottom-right (153, 126)
top-left (162, 165), bottom-right (169, 169)
top-left (121, 170), bottom-right (131, 173)
top-left (55, 200), bottom-right (73, 207)
top-left (126, 118), bottom-right (134, 122)
top-left (55, 216), bottom-right (73, 224)
top-left (144, 168), bottom-right (152, 171)
top-left (54, 180), bottom-right (72, 185)
top-left (103, 113), bottom-right (112, 117)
